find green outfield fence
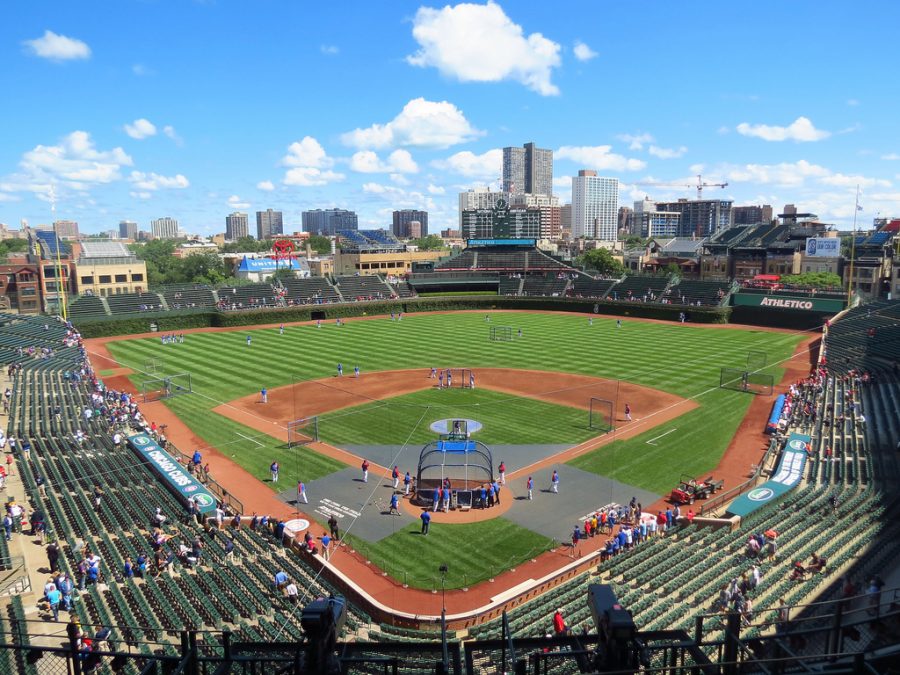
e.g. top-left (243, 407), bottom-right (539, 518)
top-left (71, 296), bottom-right (732, 337)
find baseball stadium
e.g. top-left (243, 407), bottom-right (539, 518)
top-left (1, 243), bottom-right (899, 674)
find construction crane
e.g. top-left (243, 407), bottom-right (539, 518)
top-left (633, 174), bottom-right (728, 200)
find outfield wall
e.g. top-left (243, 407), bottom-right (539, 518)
top-left (73, 296), bottom-right (731, 337)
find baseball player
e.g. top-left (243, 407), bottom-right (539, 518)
top-left (551, 470), bottom-right (559, 493)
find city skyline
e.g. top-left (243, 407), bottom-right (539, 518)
top-left (1, 1), bottom-right (898, 235)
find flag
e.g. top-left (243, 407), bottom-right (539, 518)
top-left (857, 204), bottom-right (864, 211)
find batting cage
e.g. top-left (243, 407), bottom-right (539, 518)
top-left (588, 398), bottom-right (615, 433)
top-left (489, 325), bottom-right (513, 342)
top-left (719, 368), bottom-right (774, 396)
top-left (287, 417), bottom-right (319, 448)
top-left (413, 436), bottom-right (493, 509)
top-left (441, 368), bottom-right (474, 388)
top-left (140, 373), bottom-right (193, 402)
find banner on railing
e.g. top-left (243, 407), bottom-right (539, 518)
top-left (127, 433), bottom-right (218, 514)
top-left (726, 432), bottom-right (809, 518)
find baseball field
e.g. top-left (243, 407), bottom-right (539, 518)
top-left (99, 310), bottom-right (805, 588)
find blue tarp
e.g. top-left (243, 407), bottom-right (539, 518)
top-left (726, 432), bottom-right (809, 518)
top-left (127, 434), bottom-right (218, 513)
top-left (437, 441), bottom-right (476, 453)
top-left (766, 394), bottom-right (786, 434)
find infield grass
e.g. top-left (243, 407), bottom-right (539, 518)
top-left (318, 388), bottom-right (596, 446)
top-left (343, 518), bottom-right (555, 590)
top-left (103, 312), bottom-right (805, 496)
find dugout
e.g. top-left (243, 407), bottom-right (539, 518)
top-left (413, 438), bottom-right (493, 509)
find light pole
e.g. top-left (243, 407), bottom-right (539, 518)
top-left (439, 563), bottom-right (448, 614)
top-left (438, 563), bottom-right (449, 675)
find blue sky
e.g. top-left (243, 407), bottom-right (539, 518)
top-left (1, 1), bottom-right (898, 235)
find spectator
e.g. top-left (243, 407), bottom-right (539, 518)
top-left (552, 609), bottom-right (568, 635)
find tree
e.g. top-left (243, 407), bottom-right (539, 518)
top-left (267, 267), bottom-right (299, 283)
top-left (0, 238), bottom-right (30, 261)
top-left (577, 248), bottom-right (625, 277)
top-left (623, 235), bottom-right (645, 249)
top-left (410, 235), bottom-right (446, 251)
top-left (178, 253), bottom-right (227, 285)
top-left (306, 235), bottom-right (332, 255)
top-left (664, 263), bottom-right (683, 278)
top-left (221, 237), bottom-right (270, 254)
top-left (779, 272), bottom-right (843, 289)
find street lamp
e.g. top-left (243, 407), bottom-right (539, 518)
top-left (438, 563), bottom-right (448, 613)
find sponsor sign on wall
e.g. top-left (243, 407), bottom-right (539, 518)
top-left (128, 434), bottom-right (218, 513)
top-left (726, 432), bottom-right (809, 518)
top-left (805, 237), bottom-right (840, 257)
top-left (732, 293), bottom-right (845, 313)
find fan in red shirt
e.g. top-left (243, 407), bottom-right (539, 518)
top-left (553, 609), bottom-right (567, 635)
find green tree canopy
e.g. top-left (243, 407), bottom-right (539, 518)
top-left (779, 272), bottom-right (843, 289)
top-left (410, 235), bottom-right (446, 251)
top-left (306, 235), bottom-right (332, 255)
top-left (577, 248), bottom-right (625, 277)
top-left (221, 237), bottom-right (271, 254)
top-left (0, 238), bottom-right (30, 261)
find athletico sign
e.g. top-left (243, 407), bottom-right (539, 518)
top-left (127, 434), bottom-right (217, 514)
top-left (732, 293), bottom-right (845, 313)
top-left (726, 432), bottom-right (809, 519)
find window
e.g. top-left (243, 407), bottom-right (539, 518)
top-left (99, 275), bottom-right (111, 284)
top-left (131, 273), bottom-right (143, 282)
top-left (21, 288), bottom-right (36, 296)
top-left (81, 275), bottom-right (93, 285)
top-left (115, 274), bottom-right (127, 282)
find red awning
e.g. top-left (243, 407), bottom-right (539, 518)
top-left (753, 274), bottom-right (781, 281)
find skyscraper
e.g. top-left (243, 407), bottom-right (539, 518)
top-left (118, 220), bottom-right (138, 240)
top-left (655, 199), bottom-right (732, 237)
top-left (571, 171), bottom-right (619, 240)
top-left (392, 210), bottom-right (429, 238)
top-left (301, 209), bottom-right (358, 235)
top-left (256, 209), bottom-right (284, 240)
top-left (503, 142), bottom-right (553, 196)
top-left (151, 217), bottom-right (180, 239)
top-left (53, 220), bottom-right (79, 240)
top-left (226, 212), bottom-right (250, 240)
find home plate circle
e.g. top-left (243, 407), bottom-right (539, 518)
top-left (429, 418), bottom-right (483, 434)
top-left (283, 518), bottom-right (310, 536)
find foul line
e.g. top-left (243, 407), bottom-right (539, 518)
top-left (235, 431), bottom-right (264, 447)
top-left (646, 428), bottom-right (677, 446)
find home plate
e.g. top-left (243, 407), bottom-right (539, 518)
top-left (283, 518), bottom-right (310, 536)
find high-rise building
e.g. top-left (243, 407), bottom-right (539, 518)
top-left (633, 199), bottom-right (681, 238)
top-left (571, 171), bottom-right (619, 240)
top-left (392, 210), bottom-right (429, 238)
top-left (151, 217), bottom-right (180, 239)
top-left (118, 220), bottom-right (138, 240)
top-left (225, 212), bottom-right (250, 240)
top-left (733, 205), bottom-right (774, 226)
top-left (539, 205), bottom-right (562, 239)
top-left (560, 204), bottom-right (572, 234)
top-left (655, 199), bottom-right (732, 237)
top-left (256, 209), bottom-right (284, 240)
top-left (502, 142), bottom-right (553, 196)
top-left (53, 220), bottom-right (79, 240)
top-left (618, 207), bottom-right (634, 236)
top-left (301, 209), bottom-right (358, 235)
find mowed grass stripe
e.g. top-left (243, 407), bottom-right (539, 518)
top-left (317, 388), bottom-right (598, 446)
top-left (344, 518), bottom-right (555, 590)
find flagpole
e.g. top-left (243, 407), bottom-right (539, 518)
top-left (846, 185), bottom-right (860, 305)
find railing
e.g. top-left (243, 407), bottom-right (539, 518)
top-left (0, 555), bottom-right (29, 595)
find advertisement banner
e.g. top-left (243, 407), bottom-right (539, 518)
top-left (805, 237), bottom-right (840, 257)
top-left (127, 434), bottom-right (218, 514)
top-left (732, 293), bottom-right (845, 313)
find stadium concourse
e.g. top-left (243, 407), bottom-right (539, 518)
top-left (1, 303), bottom-right (899, 673)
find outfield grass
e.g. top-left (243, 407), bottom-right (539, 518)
top-left (343, 518), bottom-right (555, 590)
top-left (318, 388), bottom-right (596, 446)
top-left (103, 312), bottom-right (804, 496)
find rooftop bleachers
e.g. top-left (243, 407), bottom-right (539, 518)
top-left (281, 276), bottom-right (343, 304)
top-left (105, 291), bottom-right (165, 314)
top-left (162, 285), bottom-right (217, 310)
top-left (521, 276), bottom-right (569, 297)
top-left (570, 277), bottom-right (616, 299)
top-left (335, 275), bottom-right (394, 301)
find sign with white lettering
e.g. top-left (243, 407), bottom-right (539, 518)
top-left (805, 237), bottom-right (840, 258)
top-left (732, 293), bottom-right (845, 313)
top-left (127, 434), bottom-right (217, 513)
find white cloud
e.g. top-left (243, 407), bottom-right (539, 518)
top-left (349, 149), bottom-right (419, 174)
top-left (573, 40), bottom-right (597, 62)
top-left (431, 148), bottom-right (502, 178)
top-left (648, 145), bottom-right (688, 159)
top-left (129, 191), bottom-right (152, 200)
top-left (283, 167), bottom-right (345, 187)
top-left (362, 183), bottom-right (436, 210)
top-left (556, 145), bottom-right (646, 171)
top-left (341, 98), bottom-right (481, 149)
top-left (820, 173), bottom-right (891, 189)
top-left (124, 118), bottom-right (157, 140)
top-left (19, 131), bottom-right (133, 185)
top-left (881, 153), bottom-right (900, 161)
top-left (847, 99), bottom-right (859, 106)
top-left (407, 2), bottom-right (561, 96)
top-left (615, 133), bottom-right (653, 150)
top-left (256, 180), bottom-right (275, 191)
top-left (870, 192), bottom-right (900, 202)
top-left (162, 125), bottom-right (182, 144)
top-left (427, 183), bottom-right (446, 195)
top-left (320, 45), bottom-right (339, 55)
top-left (132, 63), bottom-right (154, 76)
top-left (282, 136), bottom-right (333, 168)
top-left (725, 160), bottom-right (831, 187)
top-left (23, 30), bottom-right (91, 61)
top-left (736, 116), bottom-right (830, 142)
top-left (128, 171), bottom-right (190, 190)
top-left (390, 173), bottom-right (411, 185)
top-left (227, 195), bottom-right (250, 209)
